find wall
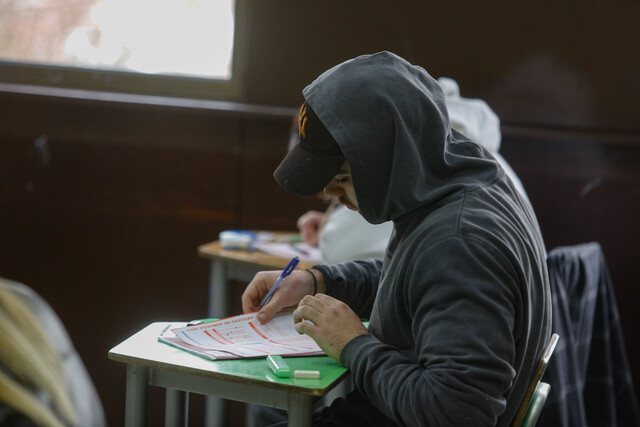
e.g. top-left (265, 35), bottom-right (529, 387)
top-left (242, 1), bottom-right (639, 132)
top-left (1, 0), bottom-right (638, 425)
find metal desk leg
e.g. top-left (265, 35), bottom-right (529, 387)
top-left (288, 393), bottom-right (314, 427)
top-left (165, 389), bottom-right (189, 427)
top-left (208, 259), bottom-right (228, 318)
top-left (205, 395), bottom-right (227, 427)
top-left (125, 364), bottom-right (149, 427)
top-left (206, 259), bottom-right (228, 426)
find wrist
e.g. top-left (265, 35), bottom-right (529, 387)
top-left (306, 268), bottom-right (327, 295)
top-left (305, 269), bottom-right (317, 295)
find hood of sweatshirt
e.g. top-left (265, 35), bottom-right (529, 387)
top-left (302, 51), bottom-right (500, 225)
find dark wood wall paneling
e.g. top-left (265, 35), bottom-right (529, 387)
top-left (242, 1), bottom-right (640, 132)
top-left (1, 1), bottom-right (639, 425)
top-left (501, 129), bottom-right (640, 371)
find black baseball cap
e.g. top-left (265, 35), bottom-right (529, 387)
top-left (274, 103), bottom-right (344, 196)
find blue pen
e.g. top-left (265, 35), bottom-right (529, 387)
top-left (260, 256), bottom-right (300, 306)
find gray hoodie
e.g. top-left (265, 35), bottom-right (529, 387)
top-left (310, 52), bottom-right (551, 426)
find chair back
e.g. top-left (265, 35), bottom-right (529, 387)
top-left (520, 382), bottom-right (551, 427)
top-left (511, 333), bottom-right (559, 427)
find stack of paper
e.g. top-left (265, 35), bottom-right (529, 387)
top-left (252, 241), bottom-right (324, 263)
top-left (159, 311), bottom-right (324, 360)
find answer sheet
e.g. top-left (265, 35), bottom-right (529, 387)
top-left (161, 311), bottom-right (324, 360)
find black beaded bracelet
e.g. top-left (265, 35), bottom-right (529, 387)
top-left (306, 269), bottom-right (318, 296)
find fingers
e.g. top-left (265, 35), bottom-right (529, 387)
top-left (243, 270), bottom-right (315, 324)
top-left (297, 211), bottom-right (326, 245)
top-left (241, 271), bottom-right (277, 315)
top-left (297, 210), bottom-right (325, 229)
top-left (293, 295), bottom-right (323, 324)
top-left (292, 294), bottom-right (368, 362)
top-left (293, 296), bottom-right (322, 336)
top-left (257, 295), bottom-right (283, 324)
top-left (299, 225), bottom-right (319, 246)
top-left (241, 287), bottom-right (260, 314)
top-left (294, 294), bottom-right (364, 333)
top-left (294, 318), bottom-right (313, 335)
top-left (293, 294), bottom-right (340, 331)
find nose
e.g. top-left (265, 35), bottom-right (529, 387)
top-left (324, 181), bottom-right (342, 198)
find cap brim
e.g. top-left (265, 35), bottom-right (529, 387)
top-left (274, 142), bottom-right (345, 197)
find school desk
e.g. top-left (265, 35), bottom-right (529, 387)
top-left (109, 322), bottom-right (349, 427)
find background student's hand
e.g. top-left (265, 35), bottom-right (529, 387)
top-left (242, 269), bottom-right (320, 324)
top-left (296, 210), bottom-right (327, 246)
top-left (293, 293), bottom-right (368, 362)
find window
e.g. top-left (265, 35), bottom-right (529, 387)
top-left (0, 0), bottom-right (245, 100)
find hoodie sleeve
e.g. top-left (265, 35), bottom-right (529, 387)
top-left (313, 259), bottom-right (382, 318)
top-left (340, 236), bottom-right (519, 426)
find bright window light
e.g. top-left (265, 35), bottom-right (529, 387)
top-left (0, 0), bottom-right (236, 80)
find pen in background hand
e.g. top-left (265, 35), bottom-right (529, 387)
top-left (260, 256), bottom-right (300, 307)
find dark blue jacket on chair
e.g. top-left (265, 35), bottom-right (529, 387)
top-left (539, 242), bottom-right (640, 427)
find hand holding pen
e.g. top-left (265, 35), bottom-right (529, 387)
top-left (260, 256), bottom-right (300, 307)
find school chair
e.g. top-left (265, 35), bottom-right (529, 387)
top-left (0, 277), bottom-right (106, 426)
top-left (511, 333), bottom-right (559, 427)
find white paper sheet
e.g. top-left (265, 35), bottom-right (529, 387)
top-left (252, 241), bottom-right (324, 263)
top-left (159, 311), bottom-right (324, 360)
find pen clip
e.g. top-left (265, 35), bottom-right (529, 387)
top-left (283, 256), bottom-right (300, 276)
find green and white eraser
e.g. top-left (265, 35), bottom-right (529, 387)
top-left (294, 370), bottom-right (321, 379)
top-left (267, 355), bottom-right (291, 378)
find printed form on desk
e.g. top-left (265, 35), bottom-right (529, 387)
top-left (159, 311), bottom-right (324, 360)
top-left (253, 241), bottom-right (324, 263)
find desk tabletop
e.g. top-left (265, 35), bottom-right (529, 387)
top-left (109, 322), bottom-right (348, 396)
top-left (198, 239), bottom-right (317, 271)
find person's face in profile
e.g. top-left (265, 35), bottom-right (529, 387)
top-left (324, 162), bottom-right (359, 211)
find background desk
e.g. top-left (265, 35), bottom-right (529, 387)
top-left (109, 322), bottom-right (349, 427)
top-left (197, 239), bottom-right (317, 319)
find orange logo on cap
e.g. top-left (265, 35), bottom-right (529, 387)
top-left (298, 104), bottom-right (308, 139)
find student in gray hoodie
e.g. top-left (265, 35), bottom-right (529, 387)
top-left (242, 51), bottom-right (551, 426)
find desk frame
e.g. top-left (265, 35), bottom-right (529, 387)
top-left (111, 322), bottom-right (348, 427)
top-left (125, 364), bottom-right (318, 427)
